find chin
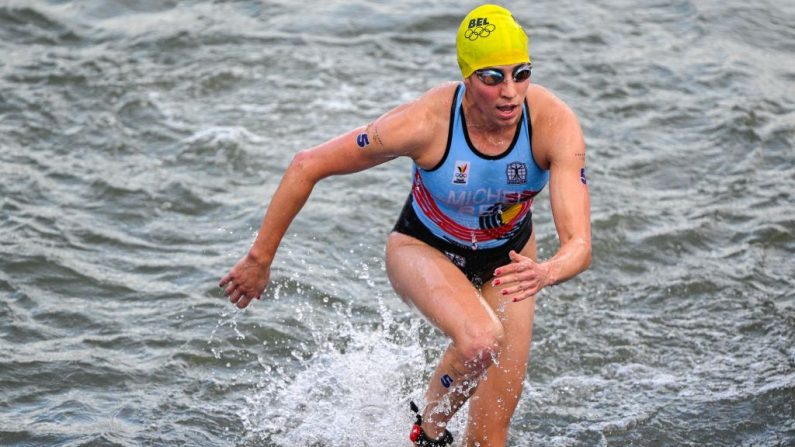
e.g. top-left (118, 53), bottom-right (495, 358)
top-left (495, 112), bottom-right (520, 125)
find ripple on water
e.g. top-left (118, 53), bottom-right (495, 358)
top-left (1, 1), bottom-right (794, 446)
top-left (0, 4), bottom-right (82, 45)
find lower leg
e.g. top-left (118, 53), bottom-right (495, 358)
top-left (461, 367), bottom-right (524, 446)
top-left (420, 343), bottom-right (494, 439)
top-left (462, 294), bottom-right (536, 446)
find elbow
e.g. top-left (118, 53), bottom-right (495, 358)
top-left (582, 239), bottom-right (592, 271)
top-left (583, 244), bottom-right (592, 271)
top-left (572, 236), bottom-right (592, 272)
top-left (290, 149), bottom-right (311, 171)
top-left (288, 150), bottom-right (322, 184)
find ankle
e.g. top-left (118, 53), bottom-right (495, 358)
top-left (413, 427), bottom-right (454, 446)
top-left (421, 422), bottom-right (446, 441)
top-left (409, 401), bottom-right (454, 446)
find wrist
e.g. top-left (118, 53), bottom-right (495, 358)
top-left (248, 246), bottom-right (274, 267)
top-left (539, 261), bottom-right (558, 288)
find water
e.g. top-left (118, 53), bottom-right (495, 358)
top-left (1, 0), bottom-right (793, 445)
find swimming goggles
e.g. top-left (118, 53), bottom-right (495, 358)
top-left (475, 63), bottom-right (532, 86)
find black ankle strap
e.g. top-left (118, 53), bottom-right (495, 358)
top-left (409, 401), bottom-right (454, 446)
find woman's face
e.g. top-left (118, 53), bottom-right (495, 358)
top-left (463, 62), bottom-right (531, 129)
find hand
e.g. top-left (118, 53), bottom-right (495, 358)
top-left (491, 250), bottom-right (550, 302)
top-left (219, 253), bottom-right (271, 309)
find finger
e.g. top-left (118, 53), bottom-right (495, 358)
top-left (512, 293), bottom-right (531, 303)
top-left (509, 250), bottom-right (533, 265)
top-left (503, 278), bottom-right (541, 295)
top-left (219, 273), bottom-right (232, 288)
top-left (492, 273), bottom-right (518, 286)
top-left (494, 254), bottom-right (534, 277)
top-left (224, 282), bottom-right (239, 297)
top-left (512, 288), bottom-right (539, 302)
top-left (500, 282), bottom-right (525, 296)
top-left (237, 295), bottom-right (253, 309)
top-left (229, 288), bottom-right (245, 303)
top-left (508, 287), bottom-right (529, 301)
top-left (512, 282), bottom-right (544, 302)
top-left (493, 267), bottom-right (539, 287)
top-left (508, 250), bottom-right (522, 261)
top-left (493, 261), bottom-right (520, 277)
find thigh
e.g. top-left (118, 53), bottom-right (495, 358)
top-left (464, 236), bottom-right (538, 442)
top-left (385, 232), bottom-right (500, 342)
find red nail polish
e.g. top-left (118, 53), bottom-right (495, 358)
top-left (493, 279), bottom-right (501, 286)
top-left (494, 269), bottom-right (501, 276)
top-left (502, 289), bottom-right (508, 295)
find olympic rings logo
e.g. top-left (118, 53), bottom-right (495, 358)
top-left (465, 24), bottom-right (496, 41)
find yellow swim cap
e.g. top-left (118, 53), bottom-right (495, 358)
top-left (456, 4), bottom-right (530, 79)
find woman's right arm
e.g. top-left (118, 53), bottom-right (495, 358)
top-left (219, 83), bottom-right (454, 309)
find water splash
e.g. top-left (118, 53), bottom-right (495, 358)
top-left (238, 297), bottom-right (435, 446)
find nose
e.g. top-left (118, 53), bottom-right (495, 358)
top-left (499, 79), bottom-right (519, 99)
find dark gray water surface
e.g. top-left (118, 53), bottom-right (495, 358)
top-left (1, 1), bottom-right (793, 446)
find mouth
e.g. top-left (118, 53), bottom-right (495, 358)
top-left (496, 104), bottom-right (519, 118)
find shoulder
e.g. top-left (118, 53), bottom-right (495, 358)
top-left (407, 81), bottom-right (461, 125)
top-left (525, 83), bottom-right (584, 168)
top-left (372, 82), bottom-right (460, 159)
top-left (525, 84), bottom-right (580, 127)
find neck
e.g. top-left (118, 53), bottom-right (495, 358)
top-left (462, 89), bottom-right (519, 131)
top-left (461, 93), bottom-right (518, 153)
top-left (462, 93), bottom-right (517, 138)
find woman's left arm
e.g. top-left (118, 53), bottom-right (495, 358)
top-left (492, 87), bottom-right (592, 301)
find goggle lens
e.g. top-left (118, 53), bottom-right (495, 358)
top-left (513, 65), bottom-right (532, 82)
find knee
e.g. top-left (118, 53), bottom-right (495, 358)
top-left (455, 319), bottom-right (505, 372)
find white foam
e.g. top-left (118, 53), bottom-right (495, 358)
top-left (182, 126), bottom-right (266, 146)
top-left (238, 303), bottom-right (435, 446)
